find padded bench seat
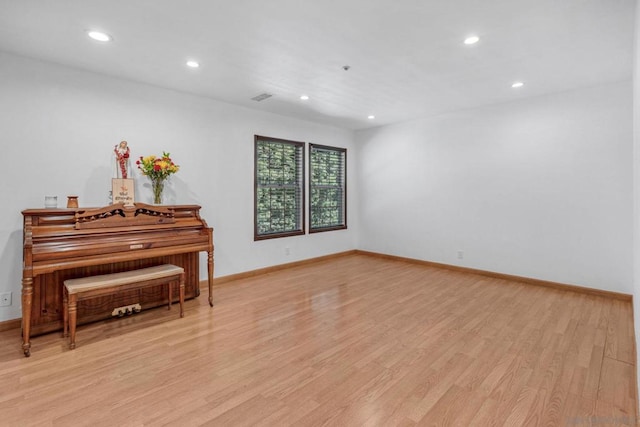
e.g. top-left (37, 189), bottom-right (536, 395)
top-left (63, 264), bottom-right (185, 349)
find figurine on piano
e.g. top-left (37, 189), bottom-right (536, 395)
top-left (114, 140), bottom-right (130, 179)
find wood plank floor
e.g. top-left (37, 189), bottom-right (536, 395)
top-left (0, 253), bottom-right (636, 426)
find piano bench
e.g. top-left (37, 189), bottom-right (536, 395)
top-left (62, 264), bottom-right (185, 350)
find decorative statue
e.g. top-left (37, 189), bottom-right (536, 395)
top-left (114, 141), bottom-right (130, 178)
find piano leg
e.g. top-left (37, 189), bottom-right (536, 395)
top-left (21, 277), bottom-right (33, 357)
top-left (207, 250), bottom-right (214, 307)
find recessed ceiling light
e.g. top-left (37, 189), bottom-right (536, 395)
top-left (300, 95), bottom-right (309, 100)
top-left (368, 115), bottom-right (375, 120)
top-left (87, 30), bottom-right (112, 42)
top-left (186, 60), bottom-right (200, 68)
top-left (464, 35), bottom-right (479, 45)
top-left (511, 81), bottom-right (524, 88)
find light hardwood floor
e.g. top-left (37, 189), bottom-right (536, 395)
top-left (0, 253), bottom-right (636, 426)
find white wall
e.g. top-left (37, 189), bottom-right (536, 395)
top-left (633, 0), bottom-right (640, 397)
top-left (0, 52), bottom-right (358, 321)
top-left (356, 81), bottom-right (633, 294)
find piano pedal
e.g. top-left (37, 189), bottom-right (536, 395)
top-left (111, 303), bottom-right (142, 318)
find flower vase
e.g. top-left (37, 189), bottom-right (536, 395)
top-left (151, 178), bottom-right (165, 204)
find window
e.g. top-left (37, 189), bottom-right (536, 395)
top-left (254, 135), bottom-right (305, 240)
top-left (309, 144), bottom-right (347, 232)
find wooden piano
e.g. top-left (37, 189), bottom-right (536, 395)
top-left (21, 203), bottom-right (214, 356)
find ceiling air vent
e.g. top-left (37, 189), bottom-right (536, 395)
top-left (251, 93), bottom-right (273, 102)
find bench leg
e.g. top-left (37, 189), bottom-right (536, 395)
top-left (68, 294), bottom-right (77, 350)
top-left (168, 280), bottom-right (172, 311)
top-left (179, 272), bottom-right (185, 318)
top-left (63, 288), bottom-right (68, 338)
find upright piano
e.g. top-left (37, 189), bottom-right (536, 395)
top-left (21, 203), bottom-right (214, 356)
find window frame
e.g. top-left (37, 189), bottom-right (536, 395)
top-left (254, 135), bottom-right (306, 241)
top-left (308, 143), bottom-right (347, 233)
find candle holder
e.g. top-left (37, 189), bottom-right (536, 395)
top-left (66, 196), bottom-right (79, 209)
top-left (44, 196), bottom-right (57, 208)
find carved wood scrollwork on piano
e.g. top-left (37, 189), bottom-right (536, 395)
top-left (75, 202), bottom-right (176, 229)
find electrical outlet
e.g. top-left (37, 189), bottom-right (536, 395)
top-left (0, 292), bottom-right (12, 307)
top-left (285, 247), bottom-right (290, 256)
top-left (457, 250), bottom-right (464, 260)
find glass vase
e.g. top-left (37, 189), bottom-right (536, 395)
top-left (151, 178), bottom-right (165, 204)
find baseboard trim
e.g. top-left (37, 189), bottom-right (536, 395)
top-left (355, 250), bottom-right (632, 301)
top-left (0, 318), bottom-right (21, 332)
top-left (631, 296), bottom-right (639, 416)
top-left (214, 250), bottom-right (358, 285)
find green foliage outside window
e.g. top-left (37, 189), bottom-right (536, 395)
top-left (310, 145), bottom-right (346, 231)
top-left (255, 137), bottom-right (304, 239)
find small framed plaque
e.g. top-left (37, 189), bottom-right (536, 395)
top-left (112, 178), bottom-right (135, 206)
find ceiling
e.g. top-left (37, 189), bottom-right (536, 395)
top-left (0, 0), bottom-right (634, 130)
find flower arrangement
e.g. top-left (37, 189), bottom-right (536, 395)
top-left (136, 151), bottom-right (179, 204)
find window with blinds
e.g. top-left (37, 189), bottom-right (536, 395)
top-left (309, 144), bottom-right (347, 232)
top-left (254, 135), bottom-right (305, 240)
